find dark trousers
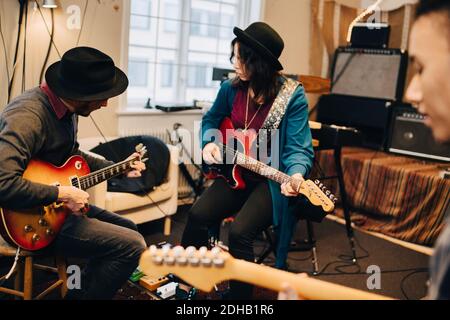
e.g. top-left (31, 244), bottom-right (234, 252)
top-left (181, 177), bottom-right (273, 299)
top-left (53, 205), bottom-right (147, 300)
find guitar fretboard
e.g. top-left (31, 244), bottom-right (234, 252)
top-left (73, 157), bottom-right (138, 190)
top-left (219, 143), bottom-right (303, 191)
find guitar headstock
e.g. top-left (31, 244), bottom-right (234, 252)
top-left (299, 180), bottom-right (337, 213)
top-left (135, 143), bottom-right (149, 162)
top-left (139, 246), bottom-right (234, 292)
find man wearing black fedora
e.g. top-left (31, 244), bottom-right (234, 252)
top-left (0, 47), bottom-right (147, 299)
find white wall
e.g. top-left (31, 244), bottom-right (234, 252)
top-left (263, 0), bottom-right (311, 75)
top-left (0, 0), bottom-right (125, 138)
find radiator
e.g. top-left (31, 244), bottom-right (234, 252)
top-left (119, 128), bottom-right (199, 199)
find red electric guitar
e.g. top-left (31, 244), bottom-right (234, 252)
top-left (0, 144), bottom-right (147, 251)
top-left (203, 117), bottom-right (336, 213)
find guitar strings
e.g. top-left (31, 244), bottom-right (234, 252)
top-left (219, 142), bottom-right (291, 184)
top-left (78, 157), bottom-right (138, 190)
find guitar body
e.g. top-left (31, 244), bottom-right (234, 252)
top-left (0, 156), bottom-right (90, 251)
top-left (203, 117), bottom-right (258, 190)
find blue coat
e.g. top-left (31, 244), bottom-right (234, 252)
top-left (201, 78), bottom-right (314, 268)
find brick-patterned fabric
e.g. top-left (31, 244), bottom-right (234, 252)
top-left (313, 147), bottom-right (450, 246)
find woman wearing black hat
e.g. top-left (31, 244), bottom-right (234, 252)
top-left (181, 22), bottom-right (314, 299)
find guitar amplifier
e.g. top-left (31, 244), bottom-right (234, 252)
top-left (387, 106), bottom-right (450, 162)
top-left (331, 47), bottom-right (408, 100)
top-left (317, 47), bottom-right (409, 150)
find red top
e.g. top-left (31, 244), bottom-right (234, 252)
top-left (230, 88), bottom-right (273, 131)
top-left (230, 88), bottom-right (273, 181)
top-left (40, 82), bottom-right (70, 120)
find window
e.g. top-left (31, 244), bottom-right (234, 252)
top-left (126, 0), bottom-right (262, 108)
top-left (130, 0), bottom-right (152, 30)
top-left (187, 65), bottom-right (209, 88)
top-left (128, 59), bottom-right (149, 87)
top-left (163, 3), bottom-right (179, 33)
top-left (161, 62), bottom-right (174, 87)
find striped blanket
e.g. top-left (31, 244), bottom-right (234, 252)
top-left (313, 148), bottom-right (450, 246)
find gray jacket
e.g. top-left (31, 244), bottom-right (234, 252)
top-left (0, 87), bottom-right (112, 210)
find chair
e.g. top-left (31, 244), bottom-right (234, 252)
top-left (78, 137), bottom-right (179, 235)
top-left (0, 237), bottom-right (67, 300)
top-left (207, 217), bottom-right (320, 275)
top-left (256, 220), bottom-right (320, 275)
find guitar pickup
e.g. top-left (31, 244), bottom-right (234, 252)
top-left (69, 176), bottom-right (82, 189)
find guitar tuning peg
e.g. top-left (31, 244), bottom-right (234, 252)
top-left (152, 255), bottom-right (163, 266)
top-left (315, 180), bottom-right (320, 185)
top-left (172, 247), bottom-right (188, 266)
top-left (135, 143), bottom-right (144, 152)
top-left (172, 246), bottom-right (184, 257)
top-left (161, 245), bottom-right (171, 256)
top-left (185, 246), bottom-right (196, 257)
top-left (319, 183), bottom-right (323, 188)
top-left (326, 190), bottom-right (331, 196)
top-left (163, 255), bottom-right (176, 266)
top-left (188, 256), bottom-right (200, 267)
top-left (199, 246), bottom-right (208, 257)
top-left (149, 245), bottom-right (157, 256)
top-left (211, 246), bottom-right (221, 257)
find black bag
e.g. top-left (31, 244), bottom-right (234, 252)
top-left (90, 135), bottom-right (170, 194)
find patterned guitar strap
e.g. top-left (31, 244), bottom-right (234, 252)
top-left (261, 77), bottom-right (301, 131)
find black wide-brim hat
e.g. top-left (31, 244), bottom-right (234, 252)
top-left (233, 22), bottom-right (284, 71)
top-left (45, 46), bottom-right (129, 101)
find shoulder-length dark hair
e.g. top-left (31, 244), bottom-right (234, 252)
top-left (230, 38), bottom-right (281, 103)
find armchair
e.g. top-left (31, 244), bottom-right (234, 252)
top-left (78, 137), bottom-right (179, 235)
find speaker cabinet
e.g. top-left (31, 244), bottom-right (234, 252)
top-left (388, 106), bottom-right (450, 162)
top-left (316, 94), bottom-right (393, 149)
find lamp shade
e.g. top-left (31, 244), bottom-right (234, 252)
top-left (43, 0), bottom-right (58, 9)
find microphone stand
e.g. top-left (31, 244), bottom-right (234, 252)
top-left (167, 123), bottom-right (204, 200)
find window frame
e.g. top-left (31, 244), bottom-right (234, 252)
top-left (120, 0), bottom-right (264, 110)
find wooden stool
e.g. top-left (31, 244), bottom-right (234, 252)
top-left (0, 237), bottom-right (67, 300)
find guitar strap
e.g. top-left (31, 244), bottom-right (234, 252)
top-left (260, 77), bottom-right (301, 130)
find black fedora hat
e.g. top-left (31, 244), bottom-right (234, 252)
top-left (45, 47), bottom-right (129, 101)
top-left (233, 22), bottom-right (284, 71)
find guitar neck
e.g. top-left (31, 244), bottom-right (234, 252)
top-left (78, 158), bottom-right (137, 190)
top-left (229, 259), bottom-right (390, 300)
top-left (225, 145), bottom-right (301, 190)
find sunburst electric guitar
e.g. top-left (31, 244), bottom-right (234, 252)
top-left (0, 144), bottom-right (148, 251)
top-left (203, 117), bottom-right (336, 213)
top-left (139, 246), bottom-right (393, 300)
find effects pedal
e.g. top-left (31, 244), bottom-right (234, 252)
top-left (156, 282), bottom-right (178, 299)
top-left (129, 268), bottom-right (145, 283)
top-left (139, 275), bottom-right (170, 291)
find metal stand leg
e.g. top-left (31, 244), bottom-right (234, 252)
top-left (334, 147), bottom-right (357, 263)
top-left (306, 220), bottom-right (319, 275)
top-left (256, 228), bottom-right (276, 264)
